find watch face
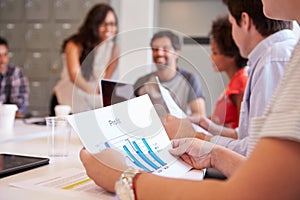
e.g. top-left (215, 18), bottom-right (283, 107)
top-left (115, 180), bottom-right (135, 200)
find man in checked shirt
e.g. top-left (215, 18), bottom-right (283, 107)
top-left (0, 37), bottom-right (29, 118)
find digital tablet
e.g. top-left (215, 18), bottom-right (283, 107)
top-left (0, 153), bottom-right (49, 178)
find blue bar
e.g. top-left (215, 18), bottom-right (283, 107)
top-left (132, 141), bottom-right (159, 170)
top-left (104, 142), bottom-right (110, 148)
top-left (123, 145), bottom-right (150, 172)
top-left (142, 138), bottom-right (167, 166)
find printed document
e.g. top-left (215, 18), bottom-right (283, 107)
top-left (155, 77), bottom-right (211, 135)
top-left (66, 95), bottom-right (192, 178)
top-left (11, 168), bottom-right (114, 200)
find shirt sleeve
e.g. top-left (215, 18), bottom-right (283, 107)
top-left (10, 67), bottom-right (30, 115)
top-left (225, 69), bottom-right (248, 96)
top-left (210, 135), bottom-right (249, 156)
top-left (185, 72), bottom-right (205, 102)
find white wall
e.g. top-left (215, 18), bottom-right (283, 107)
top-left (115, 0), bottom-right (155, 83)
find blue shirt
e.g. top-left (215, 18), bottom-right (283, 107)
top-left (211, 29), bottom-right (298, 156)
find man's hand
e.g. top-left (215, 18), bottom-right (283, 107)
top-left (164, 114), bottom-right (196, 140)
top-left (169, 138), bottom-right (215, 169)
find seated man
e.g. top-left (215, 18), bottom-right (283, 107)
top-left (134, 30), bottom-right (206, 118)
top-left (0, 37), bottom-right (29, 118)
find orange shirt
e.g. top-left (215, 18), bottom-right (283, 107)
top-left (211, 67), bottom-right (248, 128)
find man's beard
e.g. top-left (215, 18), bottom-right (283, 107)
top-left (156, 63), bottom-right (168, 71)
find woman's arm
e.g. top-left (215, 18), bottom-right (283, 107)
top-left (104, 43), bottom-right (120, 79)
top-left (80, 148), bottom-right (127, 192)
top-left (80, 138), bottom-right (300, 199)
top-left (135, 138), bottom-right (300, 200)
top-left (65, 41), bottom-right (94, 94)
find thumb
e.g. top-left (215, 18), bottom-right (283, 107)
top-left (93, 148), bottom-right (128, 171)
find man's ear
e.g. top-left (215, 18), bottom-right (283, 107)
top-left (240, 12), bottom-right (252, 31)
top-left (174, 50), bottom-right (180, 59)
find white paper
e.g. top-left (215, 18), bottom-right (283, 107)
top-left (155, 77), bottom-right (211, 135)
top-left (10, 168), bottom-right (114, 200)
top-left (66, 95), bottom-right (192, 178)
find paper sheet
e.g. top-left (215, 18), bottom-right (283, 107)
top-left (155, 77), bottom-right (211, 135)
top-left (66, 95), bottom-right (192, 178)
top-left (10, 168), bottom-right (114, 200)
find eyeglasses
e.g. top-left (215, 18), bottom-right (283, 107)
top-left (100, 22), bottom-right (117, 27)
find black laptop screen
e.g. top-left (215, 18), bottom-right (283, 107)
top-left (100, 80), bottom-right (136, 107)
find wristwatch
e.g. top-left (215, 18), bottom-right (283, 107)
top-left (115, 167), bottom-right (140, 200)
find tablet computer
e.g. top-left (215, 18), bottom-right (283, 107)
top-left (0, 153), bottom-right (49, 178)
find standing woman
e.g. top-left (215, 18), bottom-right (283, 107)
top-left (51, 3), bottom-right (119, 115)
top-left (209, 15), bottom-right (248, 131)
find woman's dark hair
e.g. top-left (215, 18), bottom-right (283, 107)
top-left (62, 3), bottom-right (118, 80)
top-left (210, 15), bottom-right (247, 69)
top-left (223, 0), bottom-right (292, 37)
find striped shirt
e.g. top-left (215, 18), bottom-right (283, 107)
top-left (247, 40), bottom-right (300, 155)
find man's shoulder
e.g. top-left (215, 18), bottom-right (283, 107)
top-left (265, 30), bottom-right (297, 58)
top-left (177, 68), bottom-right (199, 82)
top-left (7, 64), bottom-right (18, 73)
top-left (6, 64), bottom-right (27, 78)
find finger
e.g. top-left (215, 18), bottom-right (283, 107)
top-left (170, 138), bottom-right (184, 148)
top-left (169, 139), bottom-right (191, 156)
top-left (180, 154), bottom-right (193, 166)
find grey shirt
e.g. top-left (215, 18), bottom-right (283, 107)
top-left (134, 68), bottom-right (205, 115)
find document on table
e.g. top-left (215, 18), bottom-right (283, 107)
top-left (66, 95), bottom-right (192, 178)
top-left (10, 168), bottom-right (114, 200)
top-left (155, 77), bottom-right (211, 135)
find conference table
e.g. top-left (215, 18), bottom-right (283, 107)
top-left (0, 119), bottom-right (204, 200)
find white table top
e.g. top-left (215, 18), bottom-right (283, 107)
top-left (0, 119), bottom-right (49, 144)
top-left (0, 120), bottom-right (94, 200)
top-left (0, 118), bottom-right (204, 200)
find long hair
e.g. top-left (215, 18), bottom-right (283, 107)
top-left (62, 3), bottom-right (118, 80)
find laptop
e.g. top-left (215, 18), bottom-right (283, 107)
top-left (100, 79), bottom-right (136, 107)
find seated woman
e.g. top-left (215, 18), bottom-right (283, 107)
top-left (208, 15), bottom-right (248, 131)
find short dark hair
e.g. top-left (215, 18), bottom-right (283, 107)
top-left (150, 30), bottom-right (181, 51)
top-left (210, 15), bottom-right (247, 69)
top-left (223, 0), bottom-right (292, 36)
top-left (0, 36), bottom-right (8, 48)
